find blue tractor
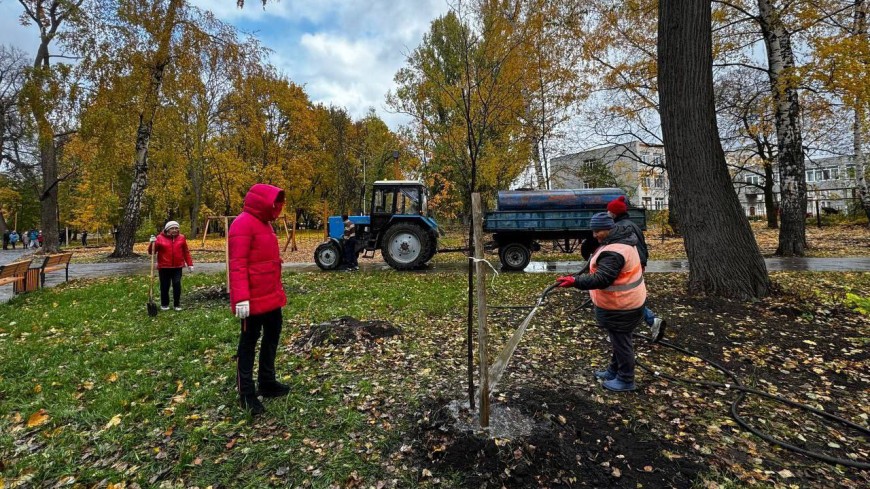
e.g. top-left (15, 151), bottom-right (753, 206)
top-left (314, 180), bottom-right (440, 271)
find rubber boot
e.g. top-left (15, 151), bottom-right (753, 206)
top-left (602, 378), bottom-right (637, 392)
top-left (258, 380), bottom-right (290, 398)
top-left (240, 393), bottom-right (266, 415)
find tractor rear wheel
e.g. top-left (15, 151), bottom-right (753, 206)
top-left (382, 222), bottom-right (430, 270)
top-left (499, 242), bottom-right (531, 271)
top-left (314, 241), bottom-right (342, 270)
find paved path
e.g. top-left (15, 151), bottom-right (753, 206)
top-left (2, 254), bottom-right (869, 303)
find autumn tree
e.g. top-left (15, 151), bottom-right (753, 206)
top-left (389, 1), bottom-right (531, 218)
top-left (810, 0), bottom-right (870, 222)
top-left (716, 66), bottom-right (780, 228)
top-left (658, 0), bottom-right (770, 298)
top-left (16, 0), bottom-right (85, 253)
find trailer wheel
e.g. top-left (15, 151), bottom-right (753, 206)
top-left (382, 222), bottom-right (430, 270)
top-left (499, 242), bottom-right (531, 271)
top-left (314, 241), bottom-right (342, 270)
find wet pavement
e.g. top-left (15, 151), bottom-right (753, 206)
top-left (1, 254), bottom-right (869, 303)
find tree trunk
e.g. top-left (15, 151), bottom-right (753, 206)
top-left (111, 0), bottom-right (182, 257)
top-left (658, 0), bottom-right (769, 299)
top-left (532, 139), bottom-right (546, 189)
top-left (763, 162), bottom-right (778, 228)
top-left (667, 181), bottom-right (679, 234)
top-left (853, 1), bottom-right (870, 224)
top-left (757, 0), bottom-right (807, 255)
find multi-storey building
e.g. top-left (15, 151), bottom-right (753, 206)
top-left (549, 141), bottom-right (669, 210)
top-left (550, 142), bottom-right (860, 216)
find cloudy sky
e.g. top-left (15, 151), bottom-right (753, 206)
top-left (0, 0), bottom-right (451, 129)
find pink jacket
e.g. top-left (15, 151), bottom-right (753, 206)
top-left (228, 184), bottom-right (287, 316)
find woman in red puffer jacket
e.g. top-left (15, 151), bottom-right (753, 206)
top-left (148, 221), bottom-right (194, 311)
top-left (228, 183), bottom-right (288, 415)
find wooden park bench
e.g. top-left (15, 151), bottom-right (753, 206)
top-left (0, 259), bottom-right (33, 295)
top-left (40, 253), bottom-right (73, 287)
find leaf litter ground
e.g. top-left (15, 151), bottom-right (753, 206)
top-left (0, 271), bottom-right (867, 487)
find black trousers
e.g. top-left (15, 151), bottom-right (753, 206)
top-left (236, 308), bottom-right (283, 396)
top-left (158, 267), bottom-right (183, 307)
top-left (607, 330), bottom-right (635, 382)
top-left (344, 237), bottom-right (358, 267)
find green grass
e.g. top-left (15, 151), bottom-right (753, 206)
top-left (2, 270), bottom-right (868, 487)
top-left (0, 271), bottom-right (556, 488)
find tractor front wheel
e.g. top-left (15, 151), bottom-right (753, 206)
top-left (382, 222), bottom-right (430, 270)
top-left (314, 241), bottom-right (343, 270)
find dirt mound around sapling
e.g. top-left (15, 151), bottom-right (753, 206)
top-left (410, 389), bottom-right (703, 488)
top-left (300, 316), bottom-right (402, 347)
top-left (187, 285), bottom-right (230, 302)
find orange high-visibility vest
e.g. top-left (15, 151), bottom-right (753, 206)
top-left (589, 243), bottom-right (647, 310)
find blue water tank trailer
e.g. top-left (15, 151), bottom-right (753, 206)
top-left (484, 188), bottom-right (646, 271)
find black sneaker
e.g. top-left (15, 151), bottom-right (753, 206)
top-left (258, 380), bottom-right (290, 398)
top-left (239, 394), bottom-right (266, 415)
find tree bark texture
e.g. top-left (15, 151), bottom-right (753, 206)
top-left (658, 0), bottom-right (770, 299)
top-left (853, 0), bottom-right (870, 224)
top-left (763, 162), bottom-right (778, 228)
top-left (757, 0), bottom-right (807, 255)
top-left (112, 0), bottom-right (182, 257)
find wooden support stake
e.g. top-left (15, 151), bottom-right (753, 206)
top-left (282, 216), bottom-right (298, 252)
top-left (224, 216), bottom-right (230, 294)
top-left (201, 217), bottom-right (211, 249)
top-left (471, 193), bottom-right (489, 427)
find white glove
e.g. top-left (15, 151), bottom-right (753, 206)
top-left (188, 265), bottom-right (194, 272)
top-left (235, 300), bottom-right (250, 319)
top-left (149, 235), bottom-right (157, 243)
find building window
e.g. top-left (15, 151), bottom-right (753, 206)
top-left (582, 159), bottom-right (596, 169)
top-left (806, 167), bottom-right (841, 182)
top-left (654, 175), bottom-right (665, 188)
top-left (745, 174), bottom-right (760, 186)
top-left (642, 197), bottom-right (652, 208)
top-left (749, 206), bottom-right (756, 216)
top-left (654, 197), bottom-right (665, 210)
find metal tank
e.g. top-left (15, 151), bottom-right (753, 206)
top-left (496, 188), bottom-right (629, 211)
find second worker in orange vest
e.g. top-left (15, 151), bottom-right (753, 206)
top-left (556, 212), bottom-right (647, 392)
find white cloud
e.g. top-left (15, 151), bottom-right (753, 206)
top-left (196, 0), bottom-right (451, 129)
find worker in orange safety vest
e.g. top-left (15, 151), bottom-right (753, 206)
top-left (556, 212), bottom-right (647, 392)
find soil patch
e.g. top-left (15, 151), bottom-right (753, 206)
top-left (411, 389), bottom-right (703, 488)
top-left (187, 285), bottom-right (230, 303)
top-left (299, 316), bottom-right (402, 348)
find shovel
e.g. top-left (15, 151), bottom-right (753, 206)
top-left (147, 243), bottom-right (158, 316)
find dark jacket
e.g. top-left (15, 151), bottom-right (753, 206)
top-left (571, 226), bottom-right (645, 332)
top-left (614, 213), bottom-right (648, 267)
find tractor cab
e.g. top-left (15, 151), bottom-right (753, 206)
top-left (315, 180), bottom-right (440, 271)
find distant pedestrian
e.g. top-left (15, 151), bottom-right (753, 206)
top-left (81, 231), bottom-right (88, 247)
top-left (28, 229), bottom-right (38, 249)
top-left (37, 231), bottom-right (44, 248)
top-left (342, 214), bottom-right (359, 271)
top-left (9, 230), bottom-right (19, 249)
top-left (148, 221), bottom-right (194, 311)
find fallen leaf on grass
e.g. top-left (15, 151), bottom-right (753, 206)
top-left (611, 467), bottom-right (621, 478)
top-left (778, 469), bottom-right (794, 478)
top-left (26, 409), bottom-right (49, 428)
top-left (644, 465), bottom-right (654, 472)
top-left (104, 415), bottom-right (121, 430)
top-left (225, 438), bottom-right (236, 450)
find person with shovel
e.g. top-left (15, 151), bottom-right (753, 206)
top-left (228, 184), bottom-right (289, 416)
top-left (556, 212), bottom-right (646, 392)
top-left (148, 221), bottom-right (194, 311)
